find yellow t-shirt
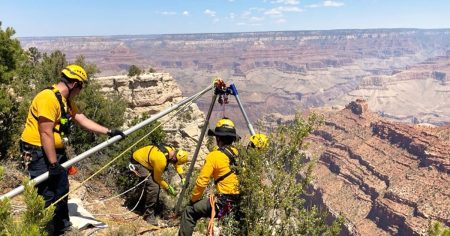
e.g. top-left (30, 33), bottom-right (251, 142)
top-left (132, 145), bottom-right (184, 189)
top-left (20, 85), bottom-right (78, 149)
top-left (191, 146), bottom-right (240, 202)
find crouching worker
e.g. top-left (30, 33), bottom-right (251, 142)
top-left (130, 144), bottom-right (189, 225)
top-left (179, 118), bottom-right (240, 236)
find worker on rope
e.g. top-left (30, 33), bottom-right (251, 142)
top-left (129, 143), bottom-right (189, 225)
top-left (178, 117), bottom-right (240, 236)
top-left (248, 133), bottom-right (269, 150)
top-left (19, 64), bottom-right (125, 235)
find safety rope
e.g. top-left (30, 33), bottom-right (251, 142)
top-left (51, 91), bottom-right (203, 207)
top-left (92, 174), bottom-right (149, 216)
top-left (85, 174), bottom-right (149, 206)
top-left (207, 193), bottom-right (216, 236)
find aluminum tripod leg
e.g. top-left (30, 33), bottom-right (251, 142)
top-left (230, 84), bottom-right (255, 135)
top-left (175, 94), bottom-right (217, 214)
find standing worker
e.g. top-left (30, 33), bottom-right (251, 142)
top-left (19, 64), bottom-right (125, 235)
top-left (130, 143), bottom-right (189, 225)
top-left (179, 117), bottom-right (241, 236)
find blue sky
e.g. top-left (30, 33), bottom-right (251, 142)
top-left (2, 0), bottom-right (450, 37)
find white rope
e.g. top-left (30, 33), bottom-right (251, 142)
top-left (92, 175), bottom-right (148, 217)
top-left (84, 175), bottom-right (149, 206)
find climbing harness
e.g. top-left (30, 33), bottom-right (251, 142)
top-left (214, 146), bottom-right (238, 185)
top-left (31, 86), bottom-right (73, 138)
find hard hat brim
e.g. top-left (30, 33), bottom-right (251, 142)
top-left (207, 129), bottom-right (240, 138)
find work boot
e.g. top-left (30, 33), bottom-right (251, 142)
top-left (145, 214), bottom-right (158, 226)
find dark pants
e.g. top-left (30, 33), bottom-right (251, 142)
top-left (130, 159), bottom-right (161, 218)
top-left (20, 141), bottom-right (70, 235)
top-left (178, 194), bottom-right (240, 236)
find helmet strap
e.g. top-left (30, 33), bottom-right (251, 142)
top-left (61, 77), bottom-right (77, 97)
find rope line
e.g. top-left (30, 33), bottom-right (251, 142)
top-left (84, 174), bottom-right (149, 207)
top-left (92, 174), bottom-right (149, 217)
top-left (51, 92), bottom-right (203, 207)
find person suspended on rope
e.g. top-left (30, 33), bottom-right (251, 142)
top-left (179, 117), bottom-right (241, 236)
top-left (129, 143), bottom-right (189, 225)
top-left (248, 133), bottom-right (269, 150)
top-left (19, 64), bottom-right (125, 235)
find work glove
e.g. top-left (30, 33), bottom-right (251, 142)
top-left (107, 129), bottom-right (126, 138)
top-left (181, 178), bottom-right (186, 186)
top-left (167, 185), bottom-right (177, 196)
top-left (48, 162), bottom-right (65, 176)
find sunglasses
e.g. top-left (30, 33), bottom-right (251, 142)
top-left (77, 82), bottom-right (84, 89)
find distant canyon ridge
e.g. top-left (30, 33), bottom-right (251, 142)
top-left (20, 29), bottom-right (450, 129)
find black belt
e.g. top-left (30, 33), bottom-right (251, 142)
top-left (20, 140), bottom-right (65, 153)
top-left (20, 140), bottom-right (42, 151)
top-left (217, 194), bottom-right (240, 201)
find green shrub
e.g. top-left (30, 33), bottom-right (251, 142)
top-left (222, 113), bottom-right (343, 235)
top-left (0, 166), bottom-right (4, 181)
top-left (0, 179), bottom-right (54, 236)
top-left (429, 221), bottom-right (450, 236)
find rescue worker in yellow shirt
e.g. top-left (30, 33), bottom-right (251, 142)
top-left (248, 133), bottom-right (269, 150)
top-left (19, 65), bottom-right (125, 235)
top-left (130, 144), bottom-right (189, 225)
top-left (178, 117), bottom-right (240, 236)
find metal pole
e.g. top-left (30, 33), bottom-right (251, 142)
top-left (1, 84), bottom-right (213, 200)
top-left (175, 94), bottom-right (217, 214)
top-left (229, 84), bottom-right (255, 135)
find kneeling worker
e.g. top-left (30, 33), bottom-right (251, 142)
top-left (179, 118), bottom-right (240, 236)
top-left (130, 144), bottom-right (188, 225)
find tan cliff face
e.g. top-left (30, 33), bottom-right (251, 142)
top-left (94, 73), bottom-right (209, 164)
top-left (19, 29), bottom-right (450, 129)
top-left (300, 100), bottom-right (450, 235)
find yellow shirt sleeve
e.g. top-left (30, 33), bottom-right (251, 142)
top-left (150, 151), bottom-right (169, 189)
top-left (191, 154), bottom-right (215, 202)
top-left (174, 164), bottom-right (184, 175)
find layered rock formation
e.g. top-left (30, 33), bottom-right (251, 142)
top-left (94, 73), bottom-right (209, 162)
top-left (302, 100), bottom-right (449, 235)
top-left (19, 29), bottom-right (450, 129)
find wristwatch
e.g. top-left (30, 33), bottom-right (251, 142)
top-left (49, 162), bottom-right (58, 168)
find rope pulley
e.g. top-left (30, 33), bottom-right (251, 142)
top-left (214, 78), bottom-right (229, 105)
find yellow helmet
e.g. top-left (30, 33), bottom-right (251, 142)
top-left (61, 64), bottom-right (88, 82)
top-left (250, 133), bottom-right (269, 149)
top-left (176, 149), bottom-right (188, 165)
top-left (207, 117), bottom-right (238, 138)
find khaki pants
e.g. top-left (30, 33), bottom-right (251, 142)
top-left (130, 159), bottom-right (160, 218)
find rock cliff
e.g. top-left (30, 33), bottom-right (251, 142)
top-left (94, 73), bottom-right (209, 162)
top-left (299, 100), bottom-right (449, 235)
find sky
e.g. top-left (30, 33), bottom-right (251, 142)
top-left (2, 0), bottom-right (450, 37)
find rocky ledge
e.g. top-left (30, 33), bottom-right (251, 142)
top-left (94, 73), bottom-right (209, 162)
top-left (305, 100), bottom-right (449, 235)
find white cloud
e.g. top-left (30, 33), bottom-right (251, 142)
top-left (323, 1), bottom-right (344, 7)
top-left (182, 11), bottom-right (190, 16)
top-left (306, 1), bottom-right (344, 8)
top-left (306, 4), bottom-right (321, 8)
top-left (270, 0), bottom-right (299, 5)
top-left (276, 18), bottom-right (287, 23)
top-left (161, 11), bottom-right (177, 15)
top-left (204, 9), bottom-right (217, 17)
top-left (264, 6), bottom-right (303, 16)
top-left (228, 13), bottom-right (236, 20)
top-left (228, 0), bottom-right (235, 2)
top-left (250, 16), bottom-right (264, 22)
